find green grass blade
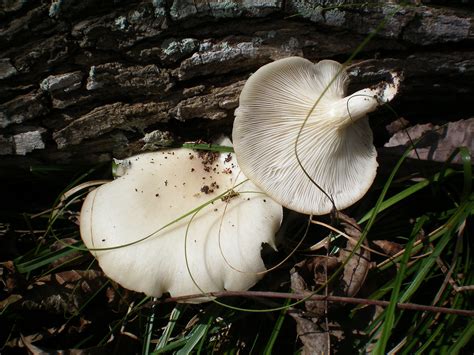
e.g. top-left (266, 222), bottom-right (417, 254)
top-left (413, 322), bottom-right (445, 354)
top-left (152, 336), bottom-right (191, 354)
top-left (15, 241), bottom-right (84, 273)
top-left (448, 319), bottom-right (474, 354)
top-left (400, 201), bottom-right (472, 304)
top-left (458, 146), bottom-right (472, 201)
top-left (358, 169), bottom-right (457, 224)
top-left (155, 304), bottom-right (184, 350)
top-left (263, 299), bottom-right (290, 354)
top-left (142, 298), bottom-right (157, 355)
top-left (372, 217), bottom-right (427, 354)
top-left (401, 279), bottom-right (454, 353)
top-left (176, 321), bottom-right (212, 355)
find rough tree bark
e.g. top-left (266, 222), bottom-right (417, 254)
top-left (1, 0), bottom-right (473, 171)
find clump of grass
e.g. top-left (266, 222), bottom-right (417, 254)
top-left (2, 134), bottom-right (471, 354)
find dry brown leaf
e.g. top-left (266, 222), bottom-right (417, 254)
top-left (68, 317), bottom-right (92, 334)
top-left (49, 238), bottom-right (84, 269)
top-left (290, 256), bottom-right (339, 316)
top-left (289, 309), bottom-right (329, 355)
top-left (384, 117), bottom-right (474, 164)
top-left (6, 333), bottom-right (43, 349)
top-left (0, 293), bottom-right (22, 310)
top-left (290, 212), bottom-right (370, 354)
top-left (372, 240), bottom-right (404, 256)
top-left (16, 333), bottom-right (134, 355)
top-left (1, 260), bottom-right (20, 292)
top-left (20, 334), bottom-right (46, 355)
top-left (336, 212), bottom-right (371, 298)
top-left (386, 117), bottom-right (410, 135)
top-left (21, 270), bottom-right (106, 314)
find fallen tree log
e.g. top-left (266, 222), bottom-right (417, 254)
top-left (1, 0), bottom-right (473, 170)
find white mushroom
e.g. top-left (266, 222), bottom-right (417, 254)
top-left (79, 139), bottom-right (282, 303)
top-left (232, 57), bottom-right (401, 215)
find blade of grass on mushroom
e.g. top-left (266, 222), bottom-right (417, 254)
top-left (82, 180), bottom-right (246, 252)
top-left (181, 142), bottom-right (234, 152)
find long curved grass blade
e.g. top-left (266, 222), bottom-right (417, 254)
top-left (358, 169), bottom-right (457, 224)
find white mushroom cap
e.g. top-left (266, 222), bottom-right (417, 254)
top-left (80, 140), bottom-right (282, 303)
top-left (232, 57), bottom-right (400, 215)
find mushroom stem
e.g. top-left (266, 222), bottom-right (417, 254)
top-left (331, 71), bottom-right (402, 129)
top-left (329, 88), bottom-right (379, 128)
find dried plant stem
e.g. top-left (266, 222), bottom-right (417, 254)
top-left (310, 219), bottom-right (388, 257)
top-left (377, 225), bottom-right (445, 269)
top-left (456, 285), bottom-right (474, 292)
top-left (154, 291), bottom-right (474, 317)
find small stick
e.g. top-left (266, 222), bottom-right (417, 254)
top-left (151, 291), bottom-right (474, 317)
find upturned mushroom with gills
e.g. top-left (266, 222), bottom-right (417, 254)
top-left (79, 139), bottom-right (283, 303)
top-left (232, 57), bottom-right (401, 215)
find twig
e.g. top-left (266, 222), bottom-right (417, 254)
top-left (151, 291), bottom-right (474, 317)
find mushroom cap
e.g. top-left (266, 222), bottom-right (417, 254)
top-left (80, 142), bottom-right (282, 302)
top-left (232, 57), bottom-right (379, 215)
